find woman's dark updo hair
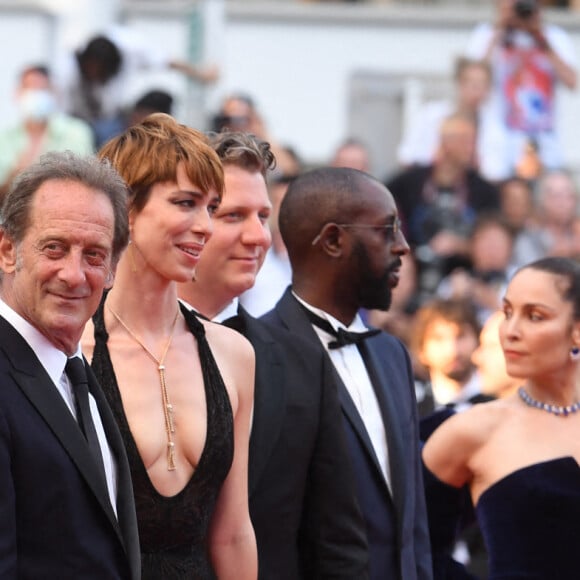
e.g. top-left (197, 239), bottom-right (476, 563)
top-left (520, 257), bottom-right (580, 321)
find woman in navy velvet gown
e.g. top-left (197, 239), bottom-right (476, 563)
top-left (423, 256), bottom-right (580, 580)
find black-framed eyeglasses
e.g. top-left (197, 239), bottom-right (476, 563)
top-left (311, 217), bottom-right (402, 246)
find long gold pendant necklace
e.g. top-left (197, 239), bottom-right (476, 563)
top-left (107, 303), bottom-right (180, 471)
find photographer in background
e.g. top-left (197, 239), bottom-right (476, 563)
top-left (465, 0), bottom-right (577, 180)
top-left (387, 113), bottom-right (500, 306)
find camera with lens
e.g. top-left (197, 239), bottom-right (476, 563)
top-left (513, 0), bottom-right (538, 19)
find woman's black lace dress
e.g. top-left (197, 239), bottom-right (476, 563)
top-left (91, 301), bottom-right (234, 579)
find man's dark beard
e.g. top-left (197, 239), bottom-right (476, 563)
top-left (354, 240), bottom-right (394, 311)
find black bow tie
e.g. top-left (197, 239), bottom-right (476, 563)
top-left (328, 327), bottom-right (382, 349)
top-left (302, 307), bottom-right (380, 349)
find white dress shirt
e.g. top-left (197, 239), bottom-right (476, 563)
top-left (294, 294), bottom-right (392, 492)
top-left (211, 298), bottom-right (239, 324)
top-left (239, 248), bottom-right (292, 317)
top-left (0, 299), bottom-right (118, 515)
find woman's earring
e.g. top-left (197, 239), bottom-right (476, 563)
top-left (571, 346), bottom-right (580, 361)
top-left (128, 239), bottom-right (137, 273)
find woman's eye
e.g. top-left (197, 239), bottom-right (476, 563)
top-left (175, 199), bottom-right (195, 208)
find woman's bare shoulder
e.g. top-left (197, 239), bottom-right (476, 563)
top-left (423, 399), bottom-right (516, 486)
top-left (433, 399), bottom-right (514, 444)
top-left (201, 319), bottom-right (255, 362)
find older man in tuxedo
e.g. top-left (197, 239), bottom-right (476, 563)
top-left (263, 167), bottom-right (432, 580)
top-left (0, 151), bottom-right (139, 579)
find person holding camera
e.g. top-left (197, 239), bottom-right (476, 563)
top-left (387, 112), bottom-right (500, 306)
top-left (465, 0), bottom-right (577, 181)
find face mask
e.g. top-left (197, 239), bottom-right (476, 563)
top-left (18, 89), bottom-right (56, 121)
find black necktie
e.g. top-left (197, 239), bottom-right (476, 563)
top-left (66, 357), bottom-right (107, 482)
top-left (302, 308), bottom-right (380, 350)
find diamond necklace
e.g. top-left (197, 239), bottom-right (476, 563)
top-left (107, 303), bottom-right (180, 470)
top-left (518, 386), bottom-right (580, 417)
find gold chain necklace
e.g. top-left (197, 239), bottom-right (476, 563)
top-left (107, 303), bottom-right (180, 471)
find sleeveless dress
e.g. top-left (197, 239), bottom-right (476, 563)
top-left (91, 301), bottom-right (234, 579)
top-left (476, 457), bottom-right (580, 580)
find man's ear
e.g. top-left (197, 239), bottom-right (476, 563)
top-left (0, 231), bottom-right (18, 274)
top-left (318, 223), bottom-right (346, 259)
top-left (104, 261), bottom-right (118, 290)
top-left (104, 270), bottom-right (115, 290)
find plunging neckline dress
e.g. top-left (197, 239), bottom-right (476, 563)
top-left (91, 301), bottom-right (234, 579)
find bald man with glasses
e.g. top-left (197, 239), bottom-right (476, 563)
top-left (263, 167), bottom-right (433, 580)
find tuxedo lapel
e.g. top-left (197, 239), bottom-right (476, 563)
top-left (85, 359), bottom-right (140, 574)
top-left (274, 291), bottom-right (391, 495)
top-left (359, 339), bottom-right (407, 519)
top-left (274, 289), bottom-right (322, 345)
top-left (332, 363), bottom-right (391, 492)
top-left (0, 318), bottom-right (121, 538)
top-left (239, 310), bottom-right (287, 495)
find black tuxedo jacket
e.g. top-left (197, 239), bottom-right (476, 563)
top-left (232, 307), bottom-right (368, 579)
top-left (0, 315), bottom-right (140, 579)
top-left (262, 290), bottom-right (433, 580)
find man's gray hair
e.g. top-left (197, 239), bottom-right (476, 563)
top-left (1, 150), bottom-right (129, 261)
